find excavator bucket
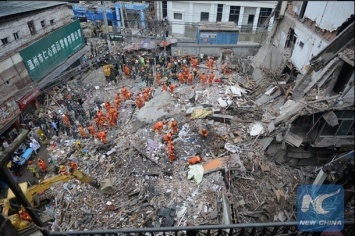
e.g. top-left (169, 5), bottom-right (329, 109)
top-left (100, 178), bottom-right (116, 195)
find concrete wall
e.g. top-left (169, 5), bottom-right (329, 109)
top-left (171, 42), bottom-right (261, 57)
top-left (0, 5), bottom-right (73, 60)
top-left (0, 5), bottom-right (73, 103)
top-left (304, 1), bottom-right (354, 32)
top-left (253, 12), bottom-right (331, 75)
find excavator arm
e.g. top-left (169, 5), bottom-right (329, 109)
top-left (6, 169), bottom-right (101, 212)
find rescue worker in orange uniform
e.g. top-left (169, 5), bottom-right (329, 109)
top-left (187, 72), bottom-right (194, 85)
top-left (96, 110), bottom-right (106, 120)
top-left (121, 86), bottom-right (128, 98)
top-left (124, 92), bottom-right (132, 101)
top-left (207, 57), bottom-right (214, 72)
top-left (78, 124), bottom-right (88, 138)
top-left (94, 116), bottom-right (100, 129)
top-left (105, 101), bottom-right (112, 113)
top-left (161, 83), bottom-right (168, 91)
top-left (87, 123), bottom-right (96, 137)
top-left (208, 72), bottom-right (214, 87)
top-left (59, 165), bottom-right (68, 175)
top-left (96, 130), bottom-right (108, 144)
top-left (169, 118), bottom-right (178, 134)
top-left (114, 95), bottom-right (122, 109)
top-left (108, 106), bottom-right (118, 127)
top-left (19, 209), bottom-right (31, 221)
top-left (221, 61), bottom-right (229, 74)
top-left (152, 121), bottom-right (164, 134)
top-left (142, 91), bottom-right (150, 102)
top-left (186, 155), bottom-right (202, 165)
top-left (200, 128), bottom-right (208, 137)
top-left (178, 71), bottom-right (185, 84)
top-left (155, 72), bottom-right (161, 86)
top-left (191, 57), bottom-right (198, 70)
top-left (167, 141), bottom-right (176, 162)
top-left (37, 158), bottom-right (47, 173)
top-left (135, 93), bottom-right (144, 110)
top-left (200, 73), bottom-right (207, 89)
top-left (63, 113), bottom-right (70, 127)
top-left (68, 160), bottom-right (78, 170)
top-left (169, 83), bottom-right (177, 94)
top-left (123, 64), bottom-right (130, 77)
top-left (163, 132), bottom-right (172, 143)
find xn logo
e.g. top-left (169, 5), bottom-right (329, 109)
top-left (297, 185), bottom-right (344, 232)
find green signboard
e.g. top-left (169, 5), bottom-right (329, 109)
top-left (20, 20), bottom-right (85, 81)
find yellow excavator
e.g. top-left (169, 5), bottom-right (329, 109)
top-left (1, 168), bottom-right (111, 231)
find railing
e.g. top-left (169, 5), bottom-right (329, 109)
top-left (50, 221), bottom-right (355, 236)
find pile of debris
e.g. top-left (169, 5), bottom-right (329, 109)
top-left (37, 56), bottom-right (331, 231)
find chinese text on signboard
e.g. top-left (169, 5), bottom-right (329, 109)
top-left (20, 20), bottom-right (85, 81)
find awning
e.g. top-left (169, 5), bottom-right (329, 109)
top-left (16, 88), bottom-right (41, 110)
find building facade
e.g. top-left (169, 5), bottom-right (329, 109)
top-left (155, 1), bottom-right (278, 35)
top-left (252, 1), bottom-right (354, 76)
top-left (0, 2), bottom-right (86, 140)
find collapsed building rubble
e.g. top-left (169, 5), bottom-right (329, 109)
top-left (23, 24), bottom-right (353, 230)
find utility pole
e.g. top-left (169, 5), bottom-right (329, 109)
top-left (120, 1), bottom-right (125, 29)
top-left (101, 1), bottom-right (112, 51)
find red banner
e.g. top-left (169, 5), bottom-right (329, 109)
top-left (17, 89), bottom-right (41, 110)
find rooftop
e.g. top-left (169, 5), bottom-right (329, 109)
top-left (0, 1), bottom-right (67, 18)
top-left (197, 22), bottom-right (239, 32)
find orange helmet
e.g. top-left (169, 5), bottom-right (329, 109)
top-left (28, 160), bottom-right (32, 165)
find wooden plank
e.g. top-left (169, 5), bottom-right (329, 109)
top-left (284, 132), bottom-right (303, 147)
top-left (203, 157), bottom-right (226, 174)
top-left (287, 152), bottom-right (314, 159)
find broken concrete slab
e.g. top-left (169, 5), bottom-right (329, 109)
top-left (322, 111), bottom-right (339, 127)
top-left (284, 132), bottom-right (303, 147)
top-left (136, 91), bottom-right (177, 122)
top-left (258, 137), bottom-right (274, 150)
top-left (274, 100), bottom-right (305, 125)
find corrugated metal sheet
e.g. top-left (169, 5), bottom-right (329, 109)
top-left (197, 31), bottom-right (239, 45)
top-left (0, 1), bottom-right (67, 18)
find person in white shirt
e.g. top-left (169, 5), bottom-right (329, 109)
top-left (29, 137), bottom-right (40, 154)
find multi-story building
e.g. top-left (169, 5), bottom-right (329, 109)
top-left (155, 1), bottom-right (278, 36)
top-left (253, 1), bottom-right (354, 76)
top-left (0, 1), bottom-right (87, 140)
top-left (251, 1), bottom-right (354, 163)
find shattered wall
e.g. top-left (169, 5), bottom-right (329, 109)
top-left (304, 2), bottom-right (355, 32)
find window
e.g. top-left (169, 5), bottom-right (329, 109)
top-left (41, 20), bottom-right (46, 28)
top-left (229, 6), bottom-right (240, 24)
top-left (13, 32), bottom-right (19, 40)
top-left (320, 110), bottom-right (354, 137)
top-left (216, 4), bottom-right (223, 22)
top-left (162, 1), bottom-right (167, 18)
top-left (27, 21), bottom-right (36, 35)
top-left (285, 27), bottom-right (297, 55)
top-left (200, 12), bottom-right (209, 21)
top-left (299, 41), bottom-right (304, 48)
top-left (257, 8), bottom-right (272, 27)
top-left (50, 19), bottom-right (54, 25)
top-left (1, 37), bottom-right (9, 45)
top-left (174, 13), bottom-right (182, 20)
top-left (247, 15), bottom-right (255, 24)
top-left (332, 62), bottom-right (353, 94)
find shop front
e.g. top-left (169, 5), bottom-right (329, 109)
top-left (0, 97), bottom-right (21, 143)
top-left (16, 88), bottom-right (41, 118)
